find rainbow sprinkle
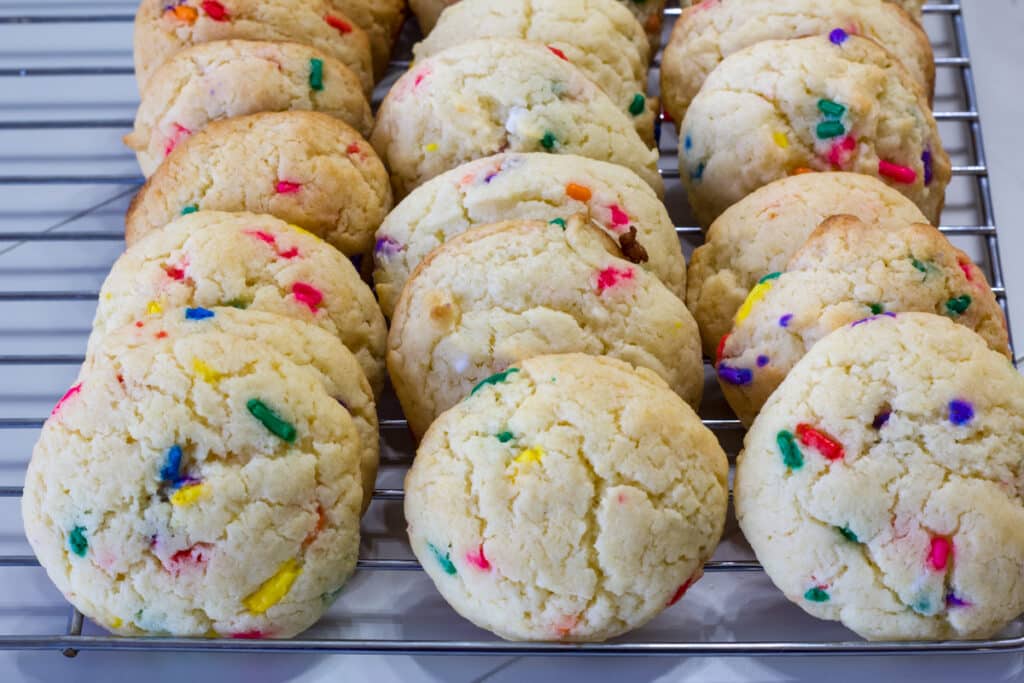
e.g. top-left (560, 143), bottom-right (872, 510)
top-left (192, 358), bottom-right (220, 383)
top-left (869, 303), bottom-right (884, 315)
top-left (428, 543), bottom-right (457, 575)
top-left (946, 592), bottom-right (970, 608)
top-left (816, 120), bottom-right (845, 139)
top-left (872, 410), bottom-right (891, 429)
top-left (167, 4), bottom-right (198, 24)
top-left (817, 99), bottom-right (846, 118)
top-left (276, 180), bottom-right (301, 194)
top-left (181, 205), bottom-right (198, 215)
top-left (827, 135), bottom-right (856, 167)
top-left (513, 447), bottom-right (544, 468)
top-left (309, 58), bottom-right (324, 91)
top-left (717, 364), bottom-right (752, 386)
top-left (691, 161), bottom-right (705, 180)
top-left (164, 543), bottom-right (211, 575)
top-left (756, 355), bottom-right (769, 367)
top-left (200, 0), bottom-right (228, 20)
top-left (324, 14), bottom-right (352, 34)
top-left (170, 482), bottom-right (207, 507)
top-left (470, 368), bottom-right (519, 395)
top-left (945, 295), bottom-right (972, 316)
top-left (374, 235), bottom-right (402, 256)
top-left (928, 537), bottom-right (952, 571)
top-left (796, 423), bottom-right (845, 460)
top-left (922, 149), bottom-right (933, 185)
top-left (146, 301), bottom-right (163, 315)
top-left (465, 545), bottom-right (491, 571)
top-left (779, 313), bottom-right (793, 327)
top-left (948, 399), bottom-right (974, 426)
top-left (715, 333), bottom-right (730, 364)
top-left (243, 559), bottom-right (302, 613)
top-left (68, 526), bottom-right (88, 557)
top-left (185, 307), bottom-right (214, 320)
top-left (540, 131), bottom-right (557, 150)
top-left (829, 28), bottom-right (849, 45)
top-left (878, 159), bottom-right (917, 184)
top-left (291, 282), bottom-right (324, 312)
top-left (667, 576), bottom-right (696, 606)
top-left (549, 218), bottom-right (566, 229)
top-left (609, 204), bottom-right (629, 227)
top-left (247, 398), bottom-right (297, 442)
top-left (629, 93), bottom-right (646, 116)
top-left (596, 265), bottom-right (634, 293)
top-left (735, 274), bottom-right (779, 324)
top-left (776, 430), bottom-right (803, 469)
top-left (804, 586), bottom-right (830, 602)
top-left (51, 383), bottom-right (82, 416)
top-left (772, 131), bottom-right (789, 149)
top-left (565, 183), bottom-right (591, 201)
top-left (547, 45), bottom-right (568, 61)
top-left (160, 445), bottom-right (183, 483)
top-left (496, 431), bottom-right (514, 443)
top-left (838, 526), bottom-right (859, 543)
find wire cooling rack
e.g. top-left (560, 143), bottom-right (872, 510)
top-left (0, 0), bottom-right (1017, 659)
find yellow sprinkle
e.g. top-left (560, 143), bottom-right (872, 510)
top-left (289, 223), bottom-right (318, 240)
top-left (146, 301), bottom-right (163, 315)
top-left (192, 358), bottom-right (221, 383)
top-left (104, 293), bottom-right (113, 300)
top-left (509, 447), bottom-right (544, 482)
top-left (170, 482), bottom-right (207, 507)
top-left (243, 559), bottom-right (302, 614)
top-left (772, 131), bottom-right (789, 149)
top-left (204, 628), bottom-right (220, 639)
top-left (110, 617), bottom-right (123, 629)
top-left (734, 281), bottom-right (774, 325)
top-left (424, 143), bottom-right (439, 152)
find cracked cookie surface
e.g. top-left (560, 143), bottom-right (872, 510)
top-left (373, 153), bottom-right (685, 318)
top-left (23, 331), bottom-right (363, 637)
top-left (735, 312), bottom-right (1024, 640)
top-left (387, 216), bottom-right (702, 438)
top-left (405, 353), bottom-right (728, 641)
top-left (94, 211), bottom-right (387, 394)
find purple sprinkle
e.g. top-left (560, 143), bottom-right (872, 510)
top-left (718, 364), bottom-right (753, 386)
top-left (757, 355), bottom-right (769, 367)
top-left (829, 28), bottom-right (849, 45)
top-left (851, 317), bottom-right (871, 327)
top-left (872, 411), bottom-right (891, 430)
top-left (374, 235), bottom-right (402, 256)
top-left (946, 593), bottom-right (970, 608)
top-left (779, 314), bottom-right (793, 328)
top-left (171, 475), bottom-right (200, 490)
top-left (949, 399), bottom-right (974, 426)
top-left (852, 312), bottom-right (897, 327)
top-left (922, 149), bottom-right (933, 185)
top-left (483, 171), bottom-right (499, 184)
top-left (335, 397), bottom-right (349, 410)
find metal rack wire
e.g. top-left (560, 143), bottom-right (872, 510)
top-left (0, 0), bottom-right (1018, 658)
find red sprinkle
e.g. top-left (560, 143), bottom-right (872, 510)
top-left (547, 45), bottom-right (569, 61)
top-left (200, 0), bottom-right (228, 21)
top-left (796, 423), bottom-right (845, 460)
top-left (929, 537), bottom-right (952, 571)
top-left (275, 180), bottom-right (302, 194)
top-left (465, 545), bottom-right (491, 571)
top-left (716, 333), bottom-right (730, 364)
top-left (231, 630), bottom-right (265, 640)
top-left (163, 123), bottom-right (192, 157)
top-left (958, 259), bottom-right (973, 282)
top-left (164, 543), bottom-right (212, 575)
top-left (303, 505), bottom-right (327, 548)
top-left (827, 135), bottom-right (856, 167)
top-left (164, 263), bottom-right (186, 280)
top-left (609, 204), bottom-right (629, 227)
top-left (155, 331), bottom-right (168, 339)
top-left (346, 142), bottom-right (361, 155)
top-left (51, 383), bottom-right (82, 416)
top-left (596, 266), bottom-right (634, 293)
top-left (278, 246), bottom-right (299, 259)
top-left (667, 577), bottom-right (695, 606)
top-left (292, 282), bottom-right (324, 312)
top-left (324, 14), bottom-right (352, 34)
top-left (135, 321), bottom-right (144, 328)
top-left (244, 229), bottom-right (276, 246)
top-left (878, 159), bottom-right (917, 184)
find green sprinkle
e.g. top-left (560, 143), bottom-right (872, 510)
top-left (911, 597), bottom-right (933, 615)
top-left (869, 303), bottom-right (884, 315)
top-left (224, 298), bottom-right (249, 309)
top-left (838, 526), bottom-right (859, 543)
top-left (946, 295), bottom-right (972, 316)
top-left (540, 131), bottom-right (557, 150)
top-left (309, 58), bottom-right (324, 91)
top-left (181, 205), bottom-right (198, 215)
top-left (804, 587), bottom-right (830, 603)
top-left (817, 99), bottom-right (846, 118)
top-left (470, 368), bottom-right (520, 396)
top-left (911, 258), bottom-right (930, 274)
top-left (68, 526), bottom-right (88, 557)
top-left (776, 430), bottom-right (803, 470)
top-left (628, 93), bottom-right (646, 116)
top-left (428, 543), bottom-right (457, 575)
top-left (496, 431), bottom-right (514, 443)
top-left (758, 272), bottom-right (781, 284)
top-left (246, 398), bottom-right (297, 442)
top-left (816, 120), bottom-right (845, 139)
top-left (549, 218), bottom-right (566, 229)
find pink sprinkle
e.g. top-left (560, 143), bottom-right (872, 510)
top-left (346, 142), bottom-right (361, 156)
top-left (608, 204), bottom-right (629, 227)
top-left (928, 537), bottom-right (952, 571)
top-left (278, 246), bottom-right (299, 259)
top-left (292, 282), bottom-right (324, 312)
top-left (163, 123), bottom-right (192, 157)
top-left (465, 545), bottom-right (491, 571)
top-left (827, 135), bottom-right (856, 167)
top-left (596, 266), bottom-right (634, 293)
top-left (164, 543), bottom-right (212, 576)
top-left (165, 263), bottom-right (186, 280)
top-left (412, 67), bottom-right (430, 90)
top-left (231, 630), bottom-right (265, 640)
top-left (51, 383), bottom-right (82, 416)
top-left (667, 577), bottom-right (695, 606)
top-left (275, 180), bottom-right (301, 194)
top-left (879, 159), bottom-right (917, 184)
top-left (958, 259), bottom-right (973, 281)
top-left (547, 45), bottom-right (569, 61)
top-left (244, 229), bottom-right (277, 246)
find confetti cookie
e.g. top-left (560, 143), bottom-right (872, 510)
top-left (125, 40), bottom-right (373, 177)
top-left (92, 211), bottom-right (387, 394)
top-left (735, 312), bottom-right (1024, 640)
top-left (405, 353), bottom-right (728, 641)
top-left (373, 153), bottom-right (685, 318)
top-left (370, 38), bottom-right (663, 198)
top-left (23, 331), bottom-right (363, 637)
top-left (85, 307), bottom-right (379, 513)
top-left (409, 0), bottom-right (667, 53)
top-left (414, 0), bottom-right (655, 144)
top-left (687, 172), bottom-right (928, 357)
top-left (133, 0), bottom-right (374, 94)
top-left (661, 0), bottom-right (933, 127)
top-left (125, 111), bottom-right (392, 257)
top-left (679, 34), bottom-right (950, 227)
top-left (330, 0), bottom-right (406, 79)
top-left (716, 216), bottom-right (1010, 425)
top-left (388, 216), bottom-right (703, 438)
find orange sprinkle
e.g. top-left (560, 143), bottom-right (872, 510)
top-left (565, 183), bottom-right (591, 201)
top-left (168, 5), bottom-right (198, 23)
top-left (792, 167), bottom-right (815, 175)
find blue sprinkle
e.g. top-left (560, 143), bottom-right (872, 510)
top-left (872, 410), bottom-right (891, 429)
top-left (691, 161), bottom-right (705, 180)
top-left (922, 149), bottom-right (933, 185)
top-left (160, 445), bottom-right (182, 482)
top-left (184, 307), bottom-right (214, 320)
top-left (684, 135), bottom-right (692, 151)
top-left (757, 355), bottom-right (769, 367)
top-left (948, 399), bottom-right (974, 426)
top-left (718, 364), bottom-right (752, 386)
top-left (779, 314), bottom-right (793, 328)
top-left (829, 28), bottom-right (848, 45)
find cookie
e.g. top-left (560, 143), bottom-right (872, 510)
top-left (661, 0), bottom-right (933, 127)
top-left (133, 0), bottom-right (374, 94)
top-left (679, 34), bottom-right (950, 226)
top-left (405, 353), bottom-right (728, 641)
top-left (330, 0), bottom-right (406, 78)
top-left (370, 38), bottom-right (663, 198)
top-left (414, 0), bottom-right (655, 144)
top-left (373, 153), bottom-right (685, 318)
top-left (23, 331), bottom-right (363, 637)
top-left (92, 210), bottom-right (387, 394)
top-left (735, 312), bottom-right (1024, 640)
top-left (687, 172), bottom-right (928, 357)
top-left (125, 111), bottom-right (392, 257)
top-left (388, 216), bottom-right (703, 438)
top-left (716, 216), bottom-right (1010, 425)
top-left (125, 40), bottom-right (373, 177)
top-left (891, 0), bottom-right (924, 22)
top-left (87, 307), bottom-right (379, 513)
top-left (409, 0), bottom-right (667, 52)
